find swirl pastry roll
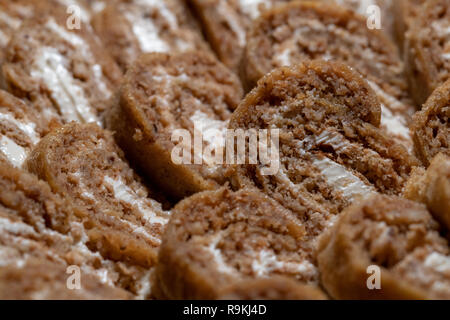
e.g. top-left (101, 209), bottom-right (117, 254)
top-left (404, 154), bottom-right (450, 232)
top-left (229, 60), bottom-right (418, 239)
top-left (105, 51), bottom-right (243, 200)
top-left (91, 0), bottom-right (209, 72)
top-left (317, 194), bottom-right (450, 299)
top-left (243, 1), bottom-right (415, 148)
top-left (0, 161), bottom-right (131, 299)
top-left (412, 80), bottom-right (450, 166)
top-left (155, 188), bottom-right (321, 299)
top-left (188, 0), bottom-right (291, 72)
top-left (26, 123), bottom-right (169, 297)
top-left (1, 14), bottom-right (122, 126)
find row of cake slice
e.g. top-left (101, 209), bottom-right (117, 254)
top-left (0, 56), bottom-right (448, 298)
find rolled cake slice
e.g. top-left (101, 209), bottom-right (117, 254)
top-left (404, 154), bottom-right (450, 232)
top-left (1, 13), bottom-right (122, 126)
top-left (105, 51), bottom-right (243, 200)
top-left (317, 194), bottom-right (450, 299)
top-left (156, 188), bottom-right (320, 300)
top-left (0, 90), bottom-right (42, 168)
top-left (218, 276), bottom-right (327, 300)
top-left (229, 61), bottom-right (418, 240)
top-left (27, 123), bottom-right (169, 276)
top-left (91, 0), bottom-right (209, 72)
top-left (0, 257), bottom-right (130, 300)
top-left (242, 1), bottom-right (414, 148)
top-left (405, 0), bottom-right (450, 105)
top-left (412, 80), bottom-right (450, 166)
top-left (0, 161), bottom-right (131, 299)
top-left (188, 0), bottom-right (291, 72)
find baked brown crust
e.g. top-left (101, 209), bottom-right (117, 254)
top-left (405, 0), bottom-right (450, 105)
top-left (105, 51), bottom-right (243, 200)
top-left (412, 80), bottom-right (450, 166)
top-left (218, 276), bottom-right (327, 300)
top-left (0, 258), bottom-right (131, 300)
top-left (317, 194), bottom-right (450, 299)
top-left (404, 154), bottom-right (450, 232)
top-left (156, 188), bottom-right (318, 299)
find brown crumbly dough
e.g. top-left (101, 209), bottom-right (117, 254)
top-left (0, 13), bottom-right (122, 127)
top-left (404, 154), bottom-right (450, 232)
top-left (0, 161), bottom-right (131, 299)
top-left (0, 258), bottom-right (130, 300)
top-left (242, 1), bottom-right (414, 148)
top-left (91, 0), bottom-right (210, 72)
top-left (412, 80), bottom-right (450, 166)
top-left (0, 90), bottom-right (43, 168)
top-left (317, 194), bottom-right (450, 299)
top-left (392, 0), bottom-right (426, 52)
top-left (229, 60), bottom-right (418, 242)
top-left (188, 0), bottom-right (292, 73)
top-left (405, 0), bottom-right (450, 105)
top-left (155, 188), bottom-right (321, 300)
top-left (218, 276), bottom-right (327, 300)
top-left (0, 0), bottom-right (38, 62)
top-left (26, 123), bottom-right (169, 295)
top-left (105, 51), bottom-right (243, 200)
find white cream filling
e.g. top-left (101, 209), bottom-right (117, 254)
top-left (45, 18), bottom-right (111, 98)
top-left (275, 129), bottom-right (374, 202)
top-left (190, 110), bottom-right (227, 166)
top-left (0, 29), bottom-right (9, 47)
top-left (135, 270), bottom-right (153, 300)
top-left (31, 46), bottom-right (98, 124)
top-left (0, 135), bottom-right (27, 168)
top-left (251, 249), bottom-right (318, 280)
top-left (424, 252), bottom-right (450, 276)
top-left (135, 0), bottom-right (178, 30)
top-left (0, 216), bottom-right (36, 235)
top-left (125, 11), bottom-right (170, 53)
top-left (0, 11), bottom-right (21, 29)
top-left (0, 112), bottom-right (40, 144)
top-left (312, 156), bottom-right (374, 201)
top-left (366, 80), bottom-right (411, 142)
top-left (238, 0), bottom-right (268, 20)
top-left (380, 105), bottom-right (411, 140)
top-left (217, 1), bottom-right (246, 46)
top-left (206, 233), bottom-right (236, 275)
top-left (91, 1), bottom-right (106, 13)
top-left (104, 176), bottom-right (168, 226)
